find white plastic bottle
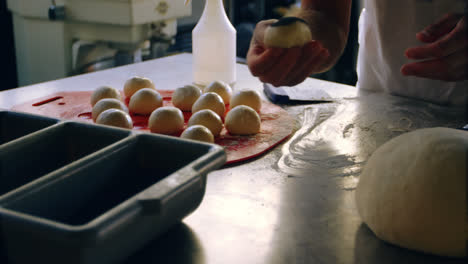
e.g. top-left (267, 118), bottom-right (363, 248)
top-left (191, 0), bottom-right (237, 87)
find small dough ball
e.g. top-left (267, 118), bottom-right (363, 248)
top-left (192, 92), bottom-right (226, 119)
top-left (264, 17), bottom-right (312, 48)
top-left (90, 86), bottom-right (121, 106)
top-left (230, 90), bottom-right (262, 113)
top-left (124, 76), bottom-right (156, 98)
top-left (225, 105), bottom-right (261, 135)
top-left (92, 98), bottom-right (128, 121)
top-left (172, 85), bottom-right (202, 111)
top-left (204, 81), bottom-right (232, 104)
top-left (96, 109), bottom-right (133, 129)
top-left (355, 127), bottom-right (467, 258)
top-left (181, 125), bottom-right (214, 143)
top-left (148, 106), bottom-right (184, 135)
top-left (188, 109), bottom-right (223, 137)
top-left (129, 88), bottom-right (163, 115)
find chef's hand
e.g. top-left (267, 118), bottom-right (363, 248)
top-left (246, 19), bottom-right (330, 87)
top-left (401, 13), bottom-right (468, 82)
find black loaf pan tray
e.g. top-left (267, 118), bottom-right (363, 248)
top-left (0, 110), bottom-right (226, 264)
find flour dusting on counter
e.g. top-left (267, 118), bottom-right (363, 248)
top-left (276, 92), bottom-right (466, 190)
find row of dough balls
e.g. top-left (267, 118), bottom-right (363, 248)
top-left (90, 77), bottom-right (162, 129)
top-left (91, 98), bottom-right (133, 129)
top-left (137, 104), bottom-right (260, 140)
top-left (124, 77), bottom-right (165, 115)
top-left (154, 102), bottom-right (262, 140)
top-left (151, 79), bottom-right (263, 141)
top-left (92, 77), bottom-right (163, 114)
top-left (90, 77), bottom-right (263, 141)
top-left (173, 81), bottom-right (263, 139)
top-left (173, 80), bottom-right (263, 114)
top-left (181, 104), bottom-right (262, 143)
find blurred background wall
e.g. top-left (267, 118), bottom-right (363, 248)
top-left (0, 0), bottom-right (362, 91)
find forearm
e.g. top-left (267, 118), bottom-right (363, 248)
top-left (298, 0), bottom-right (352, 72)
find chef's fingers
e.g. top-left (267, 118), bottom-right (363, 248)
top-left (283, 44), bottom-right (324, 86)
top-left (247, 19), bottom-right (282, 76)
top-left (285, 46), bottom-right (329, 86)
top-left (281, 42), bottom-right (322, 85)
top-left (250, 19), bottom-right (278, 46)
top-left (247, 20), bottom-right (278, 57)
top-left (259, 47), bottom-right (302, 87)
top-left (401, 48), bottom-right (468, 81)
top-left (287, 49), bottom-right (330, 87)
top-left (309, 48), bottom-right (330, 73)
top-left (406, 16), bottom-right (467, 60)
top-left (416, 13), bottom-right (463, 43)
top-left (248, 47), bottom-right (286, 76)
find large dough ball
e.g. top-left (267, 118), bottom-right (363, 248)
top-left (148, 106), bottom-right (184, 135)
top-left (230, 90), bottom-right (262, 113)
top-left (188, 109), bottom-right (223, 137)
top-left (181, 125), bottom-right (214, 143)
top-left (355, 127), bottom-right (467, 258)
top-left (96, 109), bottom-right (133, 129)
top-left (123, 76), bottom-right (156, 98)
top-left (172, 85), bottom-right (202, 111)
top-left (192, 92), bottom-right (226, 119)
top-left (225, 105), bottom-right (261, 135)
top-left (129, 88), bottom-right (163, 115)
top-left (204, 81), bottom-right (232, 104)
top-left (264, 17), bottom-right (312, 48)
top-left (92, 98), bottom-right (128, 121)
top-left (90, 86), bottom-right (121, 107)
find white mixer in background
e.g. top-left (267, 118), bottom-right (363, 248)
top-left (7, 0), bottom-right (192, 86)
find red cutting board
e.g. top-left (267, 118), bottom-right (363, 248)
top-left (11, 91), bottom-right (295, 164)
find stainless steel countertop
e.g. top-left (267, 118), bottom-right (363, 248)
top-left (1, 54), bottom-right (465, 264)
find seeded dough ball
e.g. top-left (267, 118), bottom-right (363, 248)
top-left (92, 98), bottom-right (128, 121)
top-left (225, 105), bottom-right (261, 135)
top-left (188, 109), bottom-right (223, 137)
top-left (355, 128), bottom-right (467, 258)
top-left (192, 92), bottom-right (226, 119)
top-left (148, 106), bottom-right (184, 135)
top-left (230, 90), bottom-right (262, 113)
top-left (90, 86), bottom-right (121, 107)
top-left (172, 85), bottom-right (202, 111)
top-left (96, 109), bottom-right (133, 129)
top-left (181, 125), bottom-right (214, 143)
top-left (204, 81), bottom-right (232, 104)
top-left (264, 17), bottom-right (312, 48)
top-left (123, 76), bottom-right (156, 98)
top-left (129, 88), bottom-right (163, 115)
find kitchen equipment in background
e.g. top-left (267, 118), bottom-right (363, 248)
top-left (6, 0), bottom-right (192, 86)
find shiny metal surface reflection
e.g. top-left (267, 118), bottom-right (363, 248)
top-left (178, 90), bottom-right (466, 264)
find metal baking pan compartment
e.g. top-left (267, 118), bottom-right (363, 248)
top-left (0, 133), bottom-right (226, 264)
top-left (0, 110), bottom-right (59, 146)
top-left (0, 121), bottom-right (130, 198)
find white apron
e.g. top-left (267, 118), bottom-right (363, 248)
top-left (356, 0), bottom-right (468, 106)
